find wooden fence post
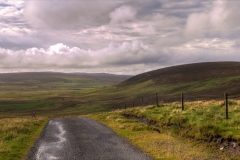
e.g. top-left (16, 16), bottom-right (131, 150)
top-left (225, 93), bottom-right (228, 119)
top-left (133, 100), bottom-right (135, 108)
top-left (181, 93), bottom-right (184, 111)
top-left (156, 93), bottom-right (159, 107)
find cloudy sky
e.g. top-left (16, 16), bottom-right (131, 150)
top-left (0, 0), bottom-right (240, 75)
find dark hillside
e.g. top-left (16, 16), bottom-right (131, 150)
top-left (120, 62), bottom-right (240, 86)
top-left (117, 62), bottom-right (240, 101)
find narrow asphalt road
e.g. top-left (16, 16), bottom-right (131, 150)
top-left (26, 118), bottom-right (152, 160)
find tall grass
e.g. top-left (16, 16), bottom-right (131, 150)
top-left (122, 100), bottom-right (240, 141)
top-left (0, 117), bottom-right (48, 160)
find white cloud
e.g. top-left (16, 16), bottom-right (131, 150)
top-left (185, 1), bottom-right (240, 36)
top-left (109, 6), bottom-right (137, 24)
top-left (0, 0), bottom-right (24, 20)
top-left (24, 0), bottom-right (119, 29)
top-left (1, 0), bottom-right (240, 74)
top-left (0, 27), bottom-right (33, 36)
top-left (0, 41), bottom-right (152, 72)
top-left (0, 6), bottom-right (21, 17)
top-left (0, 37), bottom-right (238, 74)
top-left (183, 38), bottom-right (235, 51)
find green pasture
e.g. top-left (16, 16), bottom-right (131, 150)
top-left (1, 75), bottom-right (240, 118)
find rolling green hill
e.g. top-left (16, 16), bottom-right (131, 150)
top-left (0, 72), bottom-right (131, 89)
top-left (117, 62), bottom-right (240, 101)
top-left (0, 72), bottom-right (131, 117)
top-left (1, 62), bottom-right (240, 117)
top-left (120, 62), bottom-right (240, 86)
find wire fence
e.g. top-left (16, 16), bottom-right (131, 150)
top-left (114, 92), bottom-right (240, 120)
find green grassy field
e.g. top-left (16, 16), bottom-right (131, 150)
top-left (2, 62), bottom-right (240, 159)
top-left (0, 72), bottom-right (131, 117)
top-left (2, 63), bottom-right (240, 118)
top-left (1, 70), bottom-right (240, 159)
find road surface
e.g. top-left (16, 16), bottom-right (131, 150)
top-left (26, 118), bottom-right (152, 160)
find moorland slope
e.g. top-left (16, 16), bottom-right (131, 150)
top-left (2, 62), bottom-right (240, 117)
top-left (119, 62), bottom-right (240, 98)
top-left (120, 62), bottom-right (240, 86)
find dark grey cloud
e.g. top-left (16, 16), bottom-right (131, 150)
top-left (0, 3), bottom-right (11, 7)
top-left (135, 0), bottom-right (162, 17)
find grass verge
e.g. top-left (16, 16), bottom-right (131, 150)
top-left (87, 100), bottom-right (240, 160)
top-left (0, 117), bottom-right (49, 160)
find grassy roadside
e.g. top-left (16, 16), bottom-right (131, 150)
top-left (121, 101), bottom-right (240, 142)
top-left (87, 100), bottom-right (240, 160)
top-left (87, 112), bottom-right (221, 159)
top-left (0, 117), bottom-right (49, 160)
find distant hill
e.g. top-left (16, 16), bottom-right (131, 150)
top-left (2, 62), bottom-right (240, 117)
top-left (118, 62), bottom-right (240, 99)
top-left (0, 72), bottom-right (132, 88)
top-left (120, 62), bottom-right (240, 86)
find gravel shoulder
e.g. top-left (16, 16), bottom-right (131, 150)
top-left (26, 118), bottom-right (152, 160)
